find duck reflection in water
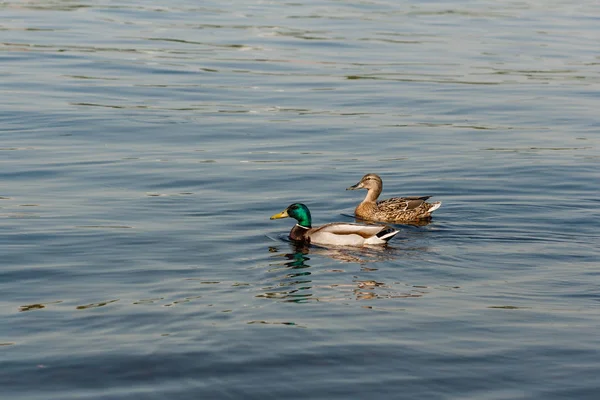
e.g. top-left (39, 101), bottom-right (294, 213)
top-left (350, 215), bottom-right (433, 227)
top-left (271, 239), bottom-right (398, 265)
top-left (262, 241), bottom-right (426, 303)
top-left (261, 243), bottom-right (314, 303)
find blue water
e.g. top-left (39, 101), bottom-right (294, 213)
top-left (2, 1), bottom-right (599, 399)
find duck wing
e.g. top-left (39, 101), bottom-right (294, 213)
top-left (308, 223), bottom-right (398, 246)
top-left (378, 196), bottom-right (431, 212)
top-left (312, 223), bottom-right (388, 237)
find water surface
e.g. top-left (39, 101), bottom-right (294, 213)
top-left (1, 1), bottom-right (599, 399)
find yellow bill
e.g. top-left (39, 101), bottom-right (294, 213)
top-left (270, 209), bottom-right (289, 220)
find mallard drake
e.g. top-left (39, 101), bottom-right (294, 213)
top-left (347, 173), bottom-right (441, 223)
top-left (270, 203), bottom-right (399, 246)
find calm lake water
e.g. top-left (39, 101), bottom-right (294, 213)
top-left (1, 1), bottom-right (599, 399)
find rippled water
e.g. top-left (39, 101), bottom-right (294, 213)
top-left (2, 1), bottom-right (599, 399)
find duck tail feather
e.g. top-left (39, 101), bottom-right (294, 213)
top-left (428, 201), bottom-right (442, 213)
top-left (376, 227), bottom-right (400, 242)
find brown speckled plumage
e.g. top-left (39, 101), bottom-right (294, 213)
top-left (347, 173), bottom-right (441, 223)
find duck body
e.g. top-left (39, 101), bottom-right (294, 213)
top-left (347, 173), bottom-right (441, 223)
top-left (271, 203), bottom-right (398, 246)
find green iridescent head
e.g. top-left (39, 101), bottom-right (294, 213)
top-left (270, 203), bottom-right (312, 228)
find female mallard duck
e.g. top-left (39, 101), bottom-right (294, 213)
top-left (270, 203), bottom-right (399, 246)
top-left (347, 173), bottom-right (441, 223)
